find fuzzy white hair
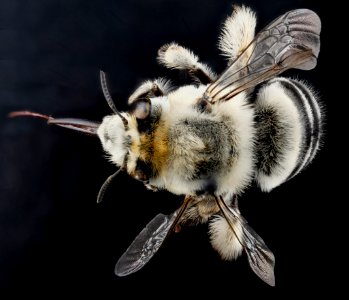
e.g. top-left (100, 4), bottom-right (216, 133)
top-left (213, 93), bottom-right (255, 196)
top-left (97, 114), bottom-right (129, 166)
top-left (157, 42), bottom-right (217, 80)
top-left (255, 80), bottom-right (303, 192)
top-left (128, 78), bottom-right (173, 104)
top-left (218, 5), bottom-right (256, 63)
top-left (209, 214), bottom-right (243, 260)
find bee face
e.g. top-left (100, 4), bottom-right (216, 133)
top-left (98, 114), bottom-right (136, 167)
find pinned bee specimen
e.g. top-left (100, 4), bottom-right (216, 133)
top-left (10, 6), bottom-right (322, 286)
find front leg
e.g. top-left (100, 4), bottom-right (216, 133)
top-left (127, 78), bottom-right (172, 120)
top-left (157, 42), bottom-right (217, 84)
top-left (128, 78), bottom-right (172, 104)
top-left (144, 181), bottom-right (158, 192)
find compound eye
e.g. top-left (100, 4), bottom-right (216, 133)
top-left (129, 99), bottom-right (151, 120)
top-left (131, 159), bottom-right (152, 182)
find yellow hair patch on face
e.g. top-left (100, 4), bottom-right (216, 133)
top-left (137, 121), bottom-right (169, 175)
top-left (152, 124), bottom-right (169, 173)
top-left (127, 116), bottom-right (141, 173)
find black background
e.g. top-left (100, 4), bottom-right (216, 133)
top-left (0, 0), bottom-right (341, 296)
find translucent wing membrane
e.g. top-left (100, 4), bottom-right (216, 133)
top-left (115, 213), bottom-right (177, 276)
top-left (206, 9), bottom-right (321, 103)
top-left (116, 194), bottom-right (275, 284)
top-left (241, 218), bottom-right (276, 286)
top-left (215, 196), bottom-right (275, 286)
top-left (115, 197), bottom-right (191, 276)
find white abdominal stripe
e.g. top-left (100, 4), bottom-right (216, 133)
top-left (255, 77), bottom-right (323, 192)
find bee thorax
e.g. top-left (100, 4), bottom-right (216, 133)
top-left (151, 98), bottom-right (253, 196)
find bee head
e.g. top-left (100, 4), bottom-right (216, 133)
top-left (97, 98), bottom-right (152, 181)
top-left (97, 70), bottom-right (155, 181)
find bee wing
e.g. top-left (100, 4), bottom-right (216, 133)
top-left (216, 196), bottom-right (275, 286)
top-left (239, 216), bottom-right (276, 286)
top-left (206, 9), bottom-right (321, 103)
top-left (115, 213), bottom-right (177, 276)
top-left (115, 197), bottom-right (191, 276)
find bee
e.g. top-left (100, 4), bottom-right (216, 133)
top-left (10, 5), bottom-right (322, 286)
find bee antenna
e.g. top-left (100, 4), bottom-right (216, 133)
top-left (96, 167), bottom-right (123, 204)
top-left (99, 70), bottom-right (128, 129)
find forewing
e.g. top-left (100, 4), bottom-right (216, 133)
top-left (216, 197), bottom-right (275, 286)
top-left (239, 217), bottom-right (276, 286)
top-left (115, 197), bottom-right (191, 276)
top-left (206, 9), bottom-right (321, 102)
top-left (115, 212), bottom-right (178, 276)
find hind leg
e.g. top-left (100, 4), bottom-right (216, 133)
top-left (218, 5), bottom-right (256, 65)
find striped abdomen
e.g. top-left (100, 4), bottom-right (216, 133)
top-left (254, 77), bottom-right (323, 192)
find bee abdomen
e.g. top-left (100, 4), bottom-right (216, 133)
top-left (255, 77), bottom-right (323, 192)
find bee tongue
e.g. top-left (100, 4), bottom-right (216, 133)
top-left (48, 118), bottom-right (99, 135)
top-left (9, 110), bottom-right (100, 135)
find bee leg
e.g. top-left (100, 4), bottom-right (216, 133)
top-left (144, 182), bottom-right (158, 192)
top-left (128, 78), bottom-right (173, 105)
top-left (174, 224), bottom-right (182, 233)
top-left (157, 42), bottom-right (217, 84)
top-left (181, 195), bottom-right (219, 225)
top-left (231, 194), bottom-right (240, 214)
top-left (218, 5), bottom-right (256, 65)
top-left (127, 78), bottom-right (173, 120)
